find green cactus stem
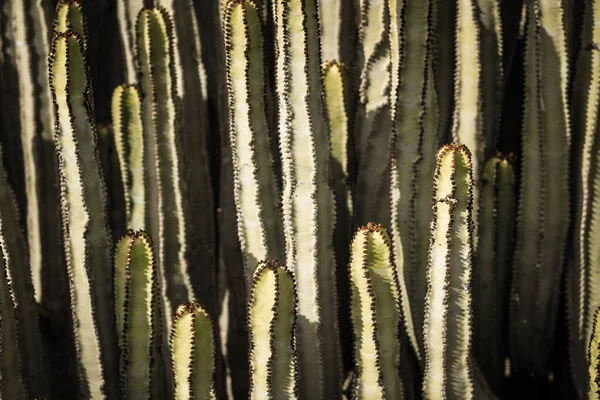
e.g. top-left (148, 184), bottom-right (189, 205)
top-left (114, 230), bottom-right (160, 399)
top-left (318, 0), bottom-right (357, 67)
top-left (273, 0), bottom-right (342, 396)
top-left (247, 260), bottom-right (298, 399)
top-left (54, 0), bottom-right (86, 43)
top-left (49, 30), bottom-right (118, 398)
top-left (348, 223), bottom-right (403, 399)
top-left (112, 85), bottom-right (145, 231)
top-left (389, 0), bottom-right (438, 363)
top-left (473, 155), bottom-right (516, 391)
top-left (509, 0), bottom-right (571, 376)
top-left (171, 302), bottom-right (216, 400)
top-left (116, 0), bottom-right (144, 82)
top-left (136, 6), bottom-right (192, 317)
top-left (422, 143), bottom-right (475, 399)
top-left (224, 0), bottom-right (284, 285)
top-left (588, 307), bottom-right (600, 399)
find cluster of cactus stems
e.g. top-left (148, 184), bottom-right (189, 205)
top-left (5, 0), bottom-right (600, 398)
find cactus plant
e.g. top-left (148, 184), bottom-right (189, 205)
top-left (588, 307), bottom-right (600, 399)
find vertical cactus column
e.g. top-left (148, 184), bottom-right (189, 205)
top-left (112, 85), bottom-right (145, 230)
top-left (171, 302), bottom-right (216, 400)
top-left (116, 0), bottom-right (144, 82)
top-left (318, 0), bottom-right (358, 67)
top-left (54, 0), bottom-right (86, 42)
top-left (49, 31), bottom-right (118, 398)
top-left (247, 261), bottom-right (298, 399)
top-left (510, 0), bottom-right (571, 376)
top-left (422, 144), bottom-right (475, 399)
top-left (136, 7), bottom-right (192, 317)
top-left (389, 0), bottom-right (438, 363)
top-left (588, 307), bottom-right (600, 399)
top-left (114, 231), bottom-right (160, 399)
top-left (224, 0), bottom-right (284, 285)
top-left (273, 0), bottom-right (342, 396)
top-left (348, 223), bottom-right (404, 399)
top-left (473, 155), bottom-right (516, 391)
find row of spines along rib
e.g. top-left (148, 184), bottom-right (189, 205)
top-left (247, 260), bottom-right (298, 399)
top-left (568, 0), bottom-right (600, 395)
top-left (272, 0), bottom-right (342, 397)
top-left (48, 2), bottom-right (119, 397)
top-left (510, 0), bottom-right (571, 377)
top-left (588, 307), bottom-right (600, 399)
top-left (348, 223), bottom-right (403, 399)
top-left (223, 0), bottom-right (284, 287)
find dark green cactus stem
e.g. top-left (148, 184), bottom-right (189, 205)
top-left (247, 260), bottom-right (298, 399)
top-left (54, 0), bottom-right (86, 43)
top-left (588, 307), bottom-right (600, 399)
top-left (348, 223), bottom-right (403, 399)
top-left (389, 0), bottom-right (438, 363)
top-left (112, 85), bottom-right (145, 230)
top-left (510, 0), bottom-right (571, 376)
top-left (422, 143), bottom-right (475, 399)
top-left (136, 6), bottom-right (192, 317)
top-left (114, 230), bottom-right (160, 399)
top-left (171, 302), bottom-right (216, 400)
top-left (224, 0), bottom-right (284, 285)
top-left (273, 0), bottom-right (342, 396)
top-left (49, 31), bottom-right (119, 398)
top-left (473, 155), bottom-right (516, 391)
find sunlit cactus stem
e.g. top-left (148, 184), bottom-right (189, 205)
top-left (588, 307), bottom-right (600, 399)
top-left (171, 302), bottom-right (216, 400)
top-left (248, 261), bottom-right (298, 399)
top-left (348, 223), bottom-right (404, 399)
top-left (54, 0), bottom-right (87, 44)
top-left (49, 30), bottom-right (118, 398)
top-left (224, 0), bottom-right (284, 286)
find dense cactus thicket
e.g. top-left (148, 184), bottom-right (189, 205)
top-left (2, 0), bottom-right (600, 399)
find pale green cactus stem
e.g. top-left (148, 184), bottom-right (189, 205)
top-left (348, 223), bottom-right (403, 399)
top-left (568, 0), bottom-right (600, 394)
top-left (389, 0), bottom-right (438, 364)
top-left (473, 155), bottom-right (516, 391)
top-left (171, 302), bottom-right (216, 400)
top-left (318, 0), bottom-right (357, 66)
top-left (510, 0), bottom-right (571, 376)
top-left (247, 261), bottom-right (298, 399)
top-left (54, 0), bottom-right (86, 43)
top-left (0, 144), bottom-right (47, 398)
top-left (224, 0), bottom-right (284, 286)
top-left (273, 0), bottom-right (342, 396)
top-left (114, 230), bottom-right (160, 399)
top-left (354, 0), bottom-right (393, 226)
top-left (49, 31), bottom-right (119, 399)
top-left (112, 85), bottom-right (145, 230)
top-left (116, 0), bottom-right (144, 82)
top-left (588, 307), bottom-right (600, 399)
top-left (422, 143), bottom-right (475, 399)
top-left (136, 6), bottom-right (192, 318)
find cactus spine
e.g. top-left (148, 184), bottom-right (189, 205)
top-left (422, 144), bottom-right (475, 399)
top-left (248, 261), bottom-right (298, 399)
top-left (114, 231), bottom-right (160, 398)
top-left (473, 155), bottom-right (516, 390)
top-left (49, 30), bottom-right (118, 398)
top-left (273, 0), bottom-right (342, 396)
top-left (348, 223), bottom-right (403, 399)
top-left (171, 302), bottom-right (216, 400)
top-left (112, 85), bottom-right (145, 230)
top-left (224, 0), bottom-right (284, 285)
top-left (136, 7), bottom-right (192, 317)
top-left (510, 0), bottom-right (571, 375)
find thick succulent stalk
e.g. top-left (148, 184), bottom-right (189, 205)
top-left (422, 144), bottom-right (475, 399)
top-left (354, 0), bottom-right (393, 226)
top-left (510, 0), bottom-right (571, 376)
top-left (114, 231), bottom-right (160, 399)
top-left (54, 0), bottom-right (86, 42)
top-left (0, 145), bottom-right (47, 398)
top-left (136, 7), bottom-right (192, 318)
top-left (247, 261), bottom-right (298, 399)
top-left (473, 155), bottom-right (516, 391)
top-left (273, 0), bottom-right (342, 396)
top-left (389, 0), bottom-right (438, 363)
top-left (318, 0), bottom-right (358, 66)
top-left (224, 0), bottom-right (284, 286)
top-left (49, 31), bottom-right (119, 398)
top-left (171, 302), bottom-right (216, 400)
top-left (568, 0), bottom-right (600, 394)
top-left (112, 85), bottom-right (145, 230)
top-left (116, 0), bottom-right (144, 82)
top-left (348, 223), bottom-right (403, 399)
top-left (588, 307), bottom-right (600, 399)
